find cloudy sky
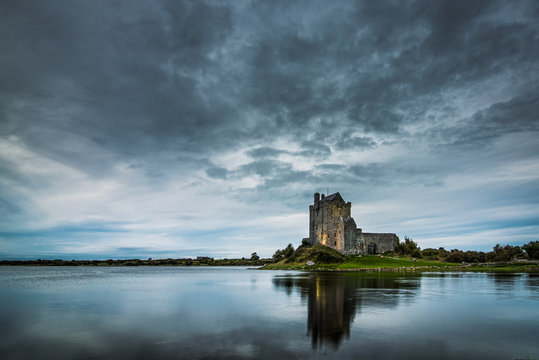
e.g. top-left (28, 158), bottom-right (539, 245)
top-left (1, 0), bottom-right (538, 259)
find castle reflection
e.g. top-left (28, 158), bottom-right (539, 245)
top-left (273, 272), bottom-right (420, 349)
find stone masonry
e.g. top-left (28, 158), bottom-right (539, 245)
top-left (305, 192), bottom-right (398, 255)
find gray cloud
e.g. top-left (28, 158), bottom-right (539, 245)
top-left (334, 135), bottom-right (376, 150)
top-left (425, 91), bottom-right (539, 152)
top-left (237, 160), bottom-right (293, 178)
top-left (206, 164), bottom-right (229, 180)
top-left (298, 140), bottom-right (332, 159)
top-left (246, 147), bottom-right (289, 159)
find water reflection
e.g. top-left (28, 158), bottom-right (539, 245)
top-left (1, 268), bottom-right (537, 359)
top-left (526, 274), bottom-right (539, 299)
top-left (273, 272), bottom-right (420, 349)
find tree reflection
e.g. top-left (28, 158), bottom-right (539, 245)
top-left (273, 273), bottom-right (420, 349)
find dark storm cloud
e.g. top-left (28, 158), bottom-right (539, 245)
top-left (347, 0), bottom-right (538, 132)
top-left (0, 0), bottom-right (239, 176)
top-left (2, 0), bottom-right (538, 167)
top-left (221, 0), bottom-right (538, 145)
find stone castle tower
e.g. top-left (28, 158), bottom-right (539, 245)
top-left (307, 192), bottom-right (398, 255)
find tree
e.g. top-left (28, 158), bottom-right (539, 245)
top-left (438, 247), bottom-right (450, 259)
top-left (421, 248), bottom-right (440, 260)
top-left (445, 250), bottom-right (465, 263)
top-left (272, 249), bottom-right (284, 263)
top-left (283, 243), bottom-right (295, 258)
top-left (487, 244), bottom-right (525, 262)
top-left (250, 252), bottom-right (260, 261)
top-left (523, 241), bottom-right (539, 259)
top-left (395, 237), bottom-right (421, 257)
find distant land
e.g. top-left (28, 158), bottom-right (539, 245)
top-left (2, 240), bottom-right (538, 273)
top-left (0, 256), bottom-right (269, 267)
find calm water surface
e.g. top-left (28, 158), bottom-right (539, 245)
top-left (0, 266), bottom-right (538, 359)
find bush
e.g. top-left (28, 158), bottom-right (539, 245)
top-left (301, 238), bottom-right (311, 247)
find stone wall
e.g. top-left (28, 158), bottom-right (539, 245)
top-left (362, 233), bottom-right (399, 254)
top-left (343, 218), bottom-right (357, 252)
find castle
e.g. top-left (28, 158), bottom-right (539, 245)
top-left (305, 192), bottom-right (398, 255)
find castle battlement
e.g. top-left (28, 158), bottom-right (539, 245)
top-left (307, 192), bottom-right (398, 255)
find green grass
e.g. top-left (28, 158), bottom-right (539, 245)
top-left (263, 254), bottom-right (539, 272)
top-left (261, 245), bottom-right (539, 272)
top-left (336, 255), bottom-right (457, 269)
top-left (461, 264), bottom-right (539, 273)
top-left (263, 252), bottom-right (459, 271)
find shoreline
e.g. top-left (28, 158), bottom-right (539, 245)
top-left (2, 258), bottom-right (538, 273)
top-left (259, 262), bottom-right (539, 273)
top-left (0, 259), bottom-right (271, 267)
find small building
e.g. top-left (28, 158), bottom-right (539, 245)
top-left (305, 192), bottom-right (398, 255)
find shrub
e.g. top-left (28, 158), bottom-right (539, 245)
top-left (301, 238), bottom-right (311, 247)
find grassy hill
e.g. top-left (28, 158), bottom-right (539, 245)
top-left (264, 251), bottom-right (456, 270)
top-left (336, 255), bottom-right (457, 269)
top-left (261, 244), bottom-right (539, 272)
top-left (281, 244), bottom-right (345, 264)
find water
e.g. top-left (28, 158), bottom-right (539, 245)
top-left (0, 267), bottom-right (537, 359)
